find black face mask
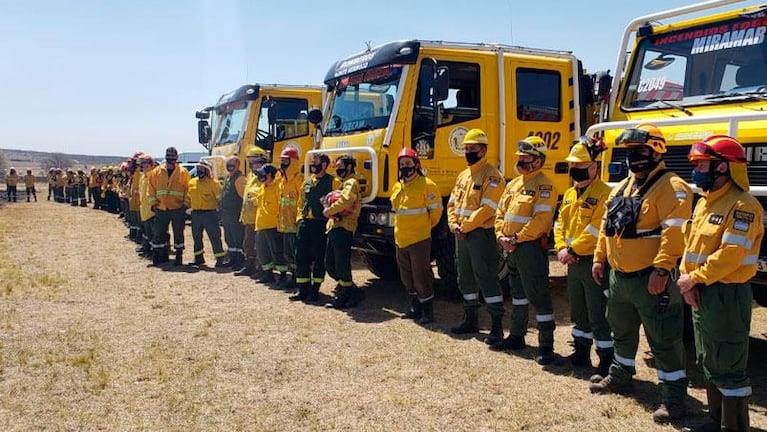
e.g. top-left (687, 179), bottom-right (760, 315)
top-left (335, 168), bottom-right (348, 178)
top-left (465, 151), bottom-right (481, 165)
top-left (569, 166), bottom-right (591, 182)
top-left (280, 162), bottom-right (290, 172)
top-left (309, 163), bottom-right (323, 174)
top-left (257, 174), bottom-right (267, 183)
top-left (627, 150), bottom-right (657, 173)
top-left (516, 160), bottom-right (533, 172)
top-left (399, 166), bottom-right (415, 179)
top-left (249, 162), bottom-right (261, 172)
top-left (198, 170), bottom-right (208, 178)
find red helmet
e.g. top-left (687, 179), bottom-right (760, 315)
top-left (397, 147), bottom-right (419, 162)
top-left (120, 162), bottom-right (130, 172)
top-left (280, 147), bottom-right (300, 160)
top-left (688, 135), bottom-right (746, 163)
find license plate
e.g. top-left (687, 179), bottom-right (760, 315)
top-left (758, 260), bottom-right (767, 272)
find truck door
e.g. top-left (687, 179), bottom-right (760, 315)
top-left (408, 54), bottom-right (493, 194)
top-left (505, 58), bottom-right (574, 196)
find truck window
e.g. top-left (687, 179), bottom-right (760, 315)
top-left (516, 69), bottom-right (561, 122)
top-left (437, 61), bottom-right (481, 127)
top-left (257, 98), bottom-right (310, 144)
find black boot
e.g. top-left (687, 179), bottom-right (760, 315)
top-left (484, 315), bottom-right (504, 345)
top-left (418, 299), bottom-right (434, 325)
top-left (80, 200), bottom-right (86, 207)
top-left (306, 282), bottom-right (321, 303)
top-left (257, 269), bottom-right (275, 284)
top-left (275, 272), bottom-right (288, 288)
top-left (684, 382), bottom-right (722, 432)
top-left (490, 334), bottom-right (526, 351)
top-left (721, 395), bottom-right (749, 432)
top-left (590, 347), bottom-right (614, 382)
top-left (450, 308), bottom-right (479, 334)
top-left (230, 253), bottom-right (244, 271)
top-left (402, 296), bottom-right (422, 320)
top-left (151, 249), bottom-right (161, 266)
top-left (344, 285), bottom-right (365, 308)
top-left (569, 342), bottom-right (592, 368)
top-left (536, 346), bottom-right (555, 365)
top-left (326, 286), bottom-right (350, 309)
top-left (234, 261), bottom-right (256, 276)
top-left (289, 282), bottom-right (310, 302)
top-left (174, 250), bottom-right (183, 266)
top-left (189, 254), bottom-right (205, 266)
top-left (214, 257), bottom-right (226, 268)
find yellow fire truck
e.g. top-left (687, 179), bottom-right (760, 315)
top-left (306, 41), bottom-right (602, 284)
top-left (586, 0), bottom-right (767, 305)
top-left (196, 84), bottom-right (323, 178)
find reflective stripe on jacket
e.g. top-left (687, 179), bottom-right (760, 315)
top-left (146, 164), bottom-right (190, 210)
top-left (447, 158), bottom-right (505, 233)
top-left (189, 176), bottom-right (222, 211)
top-left (326, 177), bottom-right (362, 233)
top-left (554, 179), bottom-right (611, 255)
top-left (391, 175), bottom-right (443, 248)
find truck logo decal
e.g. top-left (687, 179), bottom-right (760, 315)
top-left (448, 127), bottom-right (468, 156)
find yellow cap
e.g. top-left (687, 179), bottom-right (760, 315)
top-left (462, 128), bottom-right (489, 146)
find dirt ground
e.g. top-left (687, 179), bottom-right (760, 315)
top-left (1, 196), bottom-right (766, 431)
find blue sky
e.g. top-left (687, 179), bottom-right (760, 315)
top-left (0, 0), bottom-right (760, 157)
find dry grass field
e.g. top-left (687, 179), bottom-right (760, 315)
top-left (1, 196), bottom-right (766, 431)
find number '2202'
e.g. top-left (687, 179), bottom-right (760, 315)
top-left (526, 131), bottom-right (560, 150)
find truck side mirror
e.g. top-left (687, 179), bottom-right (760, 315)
top-left (307, 108), bottom-right (323, 125)
top-left (267, 100), bottom-right (277, 127)
top-left (197, 120), bottom-right (211, 147)
top-left (195, 110), bottom-right (210, 120)
top-left (434, 66), bottom-right (450, 102)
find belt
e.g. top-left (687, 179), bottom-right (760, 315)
top-left (614, 266), bottom-right (653, 279)
top-left (192, 209), bottom-right (217, 213)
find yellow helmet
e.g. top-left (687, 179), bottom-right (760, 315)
top-left (516, 136), bottom-right (547, 158)
top-left (616, 123), bottom-right (666, 154)
top-left (566, 136), bottom-right (605, 163)
top-left (462, 128), bottom-right (489, 146)
top-left (246, 146), bottom-right (268, 160)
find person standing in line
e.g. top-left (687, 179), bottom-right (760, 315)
top-left (188, 160), bottom-right (226, 267)
top-left (679, 135), bottom-right (763, 432)
top-left (5, 167), bottom-right (19, 202)
top-left (220, 156), bottom-right (247, 270)
top-left (391, 148), bottom-right (442, 324)
top-left (277, 147), bottom-right (304, 288)
top-left (234, 146), bottom-right (268, 277)
top-left (146, 147), bottom-right (191, 266)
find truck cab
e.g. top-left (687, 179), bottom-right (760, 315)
top-left (586, 1), bottom-right (767, 305)
top-left (196, 84), bottom-right (323, 179)
top-left (307, 40), bottom-right (599, 284)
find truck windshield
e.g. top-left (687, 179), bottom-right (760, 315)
top-left (325, 65), bottom-right (402, 135)
top-left (622, 16), bottom-right (767, 110)
top-left (213, 102), bottom-right (248, 146)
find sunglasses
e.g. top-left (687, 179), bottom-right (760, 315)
top-left (166, 158), bottom-right (177, 162)
top-left (517, 140), bottom-right (544, 155)
top-left (615, 129), bottom-right (665, 146)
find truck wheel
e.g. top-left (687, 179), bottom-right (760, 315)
top-left (360, 252), bottom-right (399, 281)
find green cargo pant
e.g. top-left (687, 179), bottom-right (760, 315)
top-left (281, 232), bottom-right (296, 272)
top-left (607, 269), bottom-right (688, 403)
top-left (694, 282), bottom-right (752, 397)
top-left (222, 217), bottom-right (244, 257)
top-left (456, 228), bottom-right (503, 318)
top-left (255, 228), bottom-right (283, 271)
top-left (568, 256), bottom-right (612, 350)
top-left (295, 219), bottom-right (327, 285)
top-left (191, 210), bottom-right (225, 259)
top-left (326, 227), bottom-right (353, 287)
top-left (506, 240), bottom-right (554, 348)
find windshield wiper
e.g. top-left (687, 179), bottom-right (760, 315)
top-left (656, 99), bottom-right (693, 117)
top-left (705, 91), bottom-right (767, 101)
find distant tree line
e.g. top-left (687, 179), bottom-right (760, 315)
top-left (40, 153), bottom-right (75, 171)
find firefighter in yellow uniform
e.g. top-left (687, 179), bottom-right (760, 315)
top-left (234, 146), bottom-right (268, 277)
top-left (323, 155), bottom-right (363, 309)
top-left (589, 123), bottom-right (692, 424)
top-left (24, 169), bottom-right (37, 202)
top-left (47, 168), bottom-right (55, 201)
top-left (553, 137), bottom-right (612, 373)
top-left (88, 167), bottom-right (98, 204)
top-left (447, 128), bottom-right (506, 340)
top-left (678, 136), bottom-right (763, 432)
top-left (55, 168), bottom-right (66, 203)
top-left (391, 148), bottom-right (442, 324)
top-left (290, 153), bottom-right (340, 303)
top-left (128, 162), bottom-right (143, 243)
top-left (146, 147), bottom-right (191, 266)
top-left (5, 167), bottom-right (19, 202)
top-left (491, 136), bottom-right (558, 365)
top-left (220, 156), bottom-right (247, 270)
top-left (254, 164), bottom-right (283, 283)
top-left (188, 160), bottom-right (226, 267)
top-left (138, 155), bottom-right (157, 259)
top-left (277, 147), bottom-right (304, 288)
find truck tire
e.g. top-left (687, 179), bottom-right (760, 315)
top-left (359, 252), bottom-right (399, 281)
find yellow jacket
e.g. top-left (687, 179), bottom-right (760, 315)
top-left (5, 173), bottom-right (18, 187)
top-left (255, 180), bottom-right (280, 230)
top-left (189, 176), bottom-right (222, 211)
top-left (681, 182), bottom-right (764, 285)
top-left (129, 172), bottom-right (143, 211)
top-left (146, 164), bottom-right (190, 211)
top-left (594, 163), bottom-right (692, 273)
top-left (391, 175), bottom-right (442, 248)
top-left (89, 173), bottom-right (98, 188)
top-left (447, 158), bottom-right (505, 233)
top-left (495, 169), bottom-right (558, 243)
top-left (326, 177), bottom-right (362, 233)
top-left (297, 174), bottom-right (341, 221)
top-left (24, 174), bottom-right (35, 188)
top-left (48, 173), bottom-right (56, 187)
top-left (139, 172), bottom-right (155, 222)
top-left (554, 179), bottom-right (611, 255)
top-left (56, 174), bottom-right (67, 188)
top-left (239, 174), bottom-right (261, 225)
top-left (278, 164), bottom-right (304, 233)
